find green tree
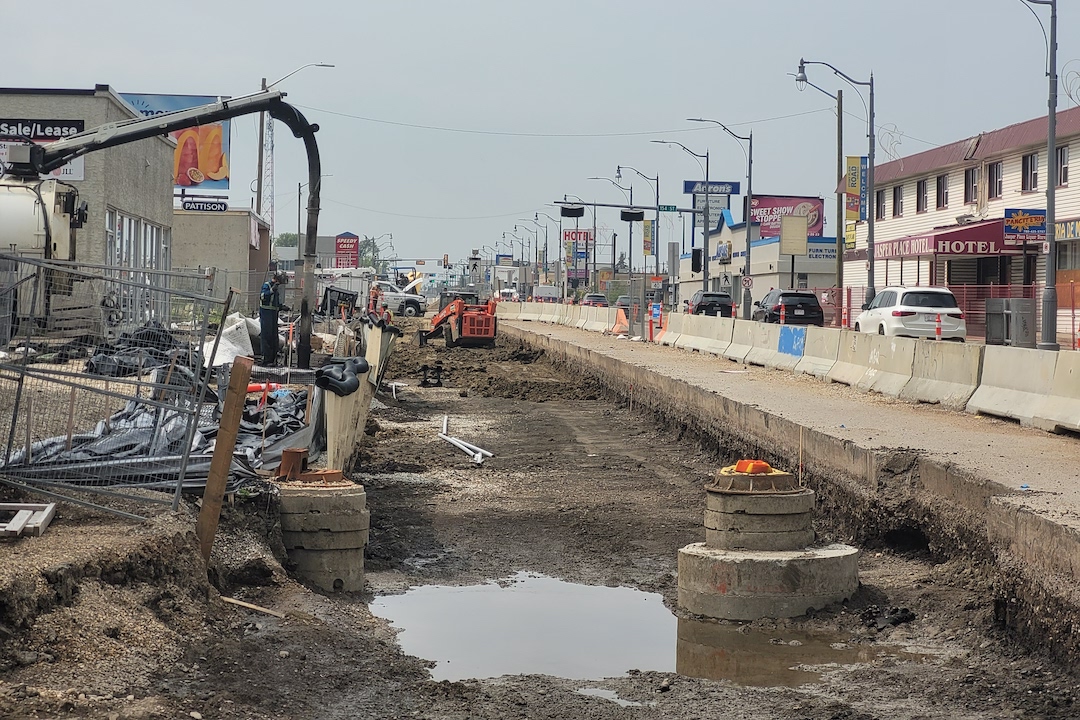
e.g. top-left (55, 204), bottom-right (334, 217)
top-left (275, 232), bottom-right (299, 248)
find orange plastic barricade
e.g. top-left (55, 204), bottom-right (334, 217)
top-left (611, 308), bottom-right (629, 335)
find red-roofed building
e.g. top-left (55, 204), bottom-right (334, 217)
top-left (844, 106), bottom-right (1080, 337)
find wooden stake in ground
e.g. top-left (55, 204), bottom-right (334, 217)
top-left (196, 355), bottom-right (253, 562)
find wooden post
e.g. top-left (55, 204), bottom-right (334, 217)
top-left (196, 355), bottom-right (253, 562)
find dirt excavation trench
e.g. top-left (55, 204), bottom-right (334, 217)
top-left (2, 326), bottom-right (1080, 719)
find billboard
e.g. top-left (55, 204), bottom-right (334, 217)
top-left (120, 93), bottom-right (231, 191)
top-left (334, 233), bottom-right (359, 268)
top-left (749, 195), bottom-right (824, 238)
top-left (0, 119), bottom-right (85, 180)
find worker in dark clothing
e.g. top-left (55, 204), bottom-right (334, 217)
top-left (259, 272), bottom-right (289, 366)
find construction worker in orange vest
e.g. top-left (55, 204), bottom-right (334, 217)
top-left (368, 283), bottom-right (382, 313)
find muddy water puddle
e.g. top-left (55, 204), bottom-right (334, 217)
top-left (371, 572), bottom-right (924, 685)
top-left (371, 571), bottom-right (676, 681)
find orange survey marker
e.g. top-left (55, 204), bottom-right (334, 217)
top-left (611, 308), bottom-right (629, 334)
top-left (734, 459), bottom-right (773, 474)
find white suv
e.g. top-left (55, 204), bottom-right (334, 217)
top-left (854, 286), bottom-right (966, 341)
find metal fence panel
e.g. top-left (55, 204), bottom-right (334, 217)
top-left (0, 255), bottom-right (229, 517)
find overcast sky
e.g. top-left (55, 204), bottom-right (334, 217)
top-left (15, 0), bottom-right (1078, 271)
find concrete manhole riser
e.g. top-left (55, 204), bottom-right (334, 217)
top-left (677, 542), bottom-right (861, 621)
top-left (678, 467), bottom-right (860, 620)
top-left (278, 485), bottom-right (369, 592)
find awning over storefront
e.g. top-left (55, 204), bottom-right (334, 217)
top-left (872, 219), bottom-right (1022, 261)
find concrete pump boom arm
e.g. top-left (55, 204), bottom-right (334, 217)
top-left (17, 90), bottom-right (296, 175)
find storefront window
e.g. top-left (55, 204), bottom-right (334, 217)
top-left (1058, 240), bottom-right (1080, 271)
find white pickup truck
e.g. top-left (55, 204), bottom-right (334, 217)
top-left (373, 279), bottom-right (428, 317)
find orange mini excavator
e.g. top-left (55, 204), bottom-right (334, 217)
top-left (418, 292), bottom-right (498, 348)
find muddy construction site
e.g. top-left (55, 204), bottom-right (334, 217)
top-left (1, 320), bottom-right (1078, 720)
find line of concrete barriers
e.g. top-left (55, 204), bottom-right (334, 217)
top-left (497, 302), bottom-right (1080, 434)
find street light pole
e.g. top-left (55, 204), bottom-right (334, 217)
top-left (790, 76), bottom-right (845, 292)
top-left (797, 59), bottom-right (876, 305)
top-left (688, 118), bottom-right (754, 318)
top-left (618, 165), bottom-right (661, 279)
top-left (584, 179), bottom-right (631, 290)
top-left (1026, 0), bottom-right (1059, 349)
top-left (297, 175), bottom-right (332, 265)
top-left (514, 224), bottom-right (538, 294)
top-left (255, 63), bottom-right (334, 219)
top-left (651, 140), bottom-right (710, 293)
top-left (538, 211), bottom-right (561, 282)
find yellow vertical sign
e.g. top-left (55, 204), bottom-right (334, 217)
top-left (643, 219), bottom-right (654, 256)
top-left (845, 156), bottom-right (866, 222)
top-left (844, 222), bottom-right (857, 251)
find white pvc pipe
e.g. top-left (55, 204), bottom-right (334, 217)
top-left (439, 433), bottom-right (483, 463)
top-left (453, 437), bottom-right (493, 458)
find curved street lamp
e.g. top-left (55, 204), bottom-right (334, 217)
top-left (618, 165), bottom-right (660, 277)
top-left (796, 58), bottom-right (876, 305)
top-left (789, 72), bottom-right (845, 296)
top-left (256, 63), bottom-right (335, 216)
top-left (652, 140), bottom-right (710, 293)
top-left (1021, 0), bottom-right (1060, 349)
top-left (687, 118), bottom-right (753, 318)
top-left (586, 179), bottom-right (631, 287)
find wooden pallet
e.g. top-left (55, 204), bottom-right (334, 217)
top-left (0, 503), bottom-right (56, 537)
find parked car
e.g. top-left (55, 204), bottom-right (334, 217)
top-left (752, 289), bottom-right (824, 326)
top-left (614, 295), bottom-right (632, 311)
top-left (685, 290), bottom-right (734, 317)
top-left (854, 286), bottom-right (966, 340)
top-left (580, 293), bottom-right (609, 307)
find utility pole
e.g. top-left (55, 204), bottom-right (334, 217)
top-left (255, 78), bottom-right (267, 216)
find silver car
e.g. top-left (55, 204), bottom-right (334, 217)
top-left (854, 286), bottom-right (966, 340)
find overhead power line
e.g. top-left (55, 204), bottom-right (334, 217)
top-left (293, 104), bottom-right (834, 138)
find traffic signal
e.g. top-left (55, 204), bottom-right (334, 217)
top-left (692, 247), bottom-right (703, 273)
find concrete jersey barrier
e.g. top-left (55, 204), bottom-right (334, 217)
top-left (744, 322), bottom-right (781, 367)
top-left (772, 326), bottom-right (807, 371)
top-left (574, 305), bottom-right (589, 329)
top-left (826, 331), bottom-right (874, 386)
top-left (899, 341), bottom-right (984, 411)
top-left (794, 326), bottom-right (840, 378)
top-left (518, 302), bottom-right (542, 322)
top-left (585, 307), bottom-right (607, 333)
top-left (702, 317), bottom-right (734, 356)
top-left (723, 320), bottom-right (756, 363)
top-left (856, 335), bottom-right (917, 397)
top-left (675, 314), bottom-right (713, 353)
top-left (1033, 351), bottom-right (1080, 433)
top-left (966, 345), bottom-right (1058, 427)
top-left (496, 302), bottom-right (521, 320)
top-left (660, 312), bottom-right (684, 346)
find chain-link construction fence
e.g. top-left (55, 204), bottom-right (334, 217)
top-left (0, 255), bottom-right (232, 518)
